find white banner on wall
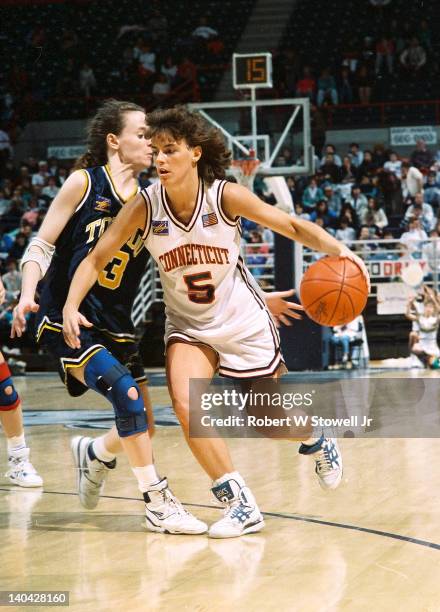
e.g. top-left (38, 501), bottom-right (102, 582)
top-left (390, 126), bottom-right (437, 146)
top-left (376, 282), bottom-right (416, 315)
top-left (47, 145), bottom-right (85, 160)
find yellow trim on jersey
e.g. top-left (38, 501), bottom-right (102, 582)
top-left (95, 327), bottom-right (136, 343)
top-left (36, 317), bottom-right (63, 343)
top-left (104, 164), bottom-right (138, 204)
top-left (79, 169), bottom-right (90, 202)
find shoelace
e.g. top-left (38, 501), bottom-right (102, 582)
top-left (10, 457), bottom-right (37, 475)
top-left (157, 487), bottom-right (189, 517)
top-left (314, 445), bottom-right (335, 475)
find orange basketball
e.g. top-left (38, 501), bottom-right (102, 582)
top-left (300, 256), bottom-right (369, 326)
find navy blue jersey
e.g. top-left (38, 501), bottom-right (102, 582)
top-left (36, 165), bottom-right (148, 343)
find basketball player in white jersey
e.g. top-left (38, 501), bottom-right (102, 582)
top-left (62, 106), bottom-right (370, 538)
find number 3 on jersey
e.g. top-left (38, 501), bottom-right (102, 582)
top-left (98, 250), bottom-right (129, 290)
top-left (184, 272), bottom-right (215, 304)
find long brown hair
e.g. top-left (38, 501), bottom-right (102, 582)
top-left (74, 99), bottom-right (145, 170)
top-left (146, 106), bottom-right (231, 184)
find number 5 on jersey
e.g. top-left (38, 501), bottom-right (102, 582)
top-left (184, 272), bottom-right (215, 304)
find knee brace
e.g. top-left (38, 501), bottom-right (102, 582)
top-left (84, 349), bottom-right (147, 437)
top-left (0, 362), bottom-right (20, 412)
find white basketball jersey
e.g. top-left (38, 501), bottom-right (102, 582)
top-left (140, 179), bottom-right (275, 343)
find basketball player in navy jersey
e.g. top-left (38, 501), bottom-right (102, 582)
top-left (62, 106), bottom-right (370, 538)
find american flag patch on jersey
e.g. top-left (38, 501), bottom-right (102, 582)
top-left (152, 220), bottom-right (169, 235)
top-left (202, 212), bottom-right (218, 227)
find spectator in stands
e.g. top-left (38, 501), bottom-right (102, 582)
top-left (245, 230), bottom-right (267, 277)
top-left (175, 56), bottom-right (198, 90)
top-left (31, 161), bottom-right (49, 187)
top-left (2, 258), bottom-right (21, 301)
top-left (400, 217), bottom-right (428, 251)
top-left (340, 155), bottom-right (357, 184)
top-left (1, 196), bottom-right (23, 233)
top-left (79, 63), bottom-right (97, 98)
top-left (57, 167), bottom-right (68, 186)
top-left (8, 232), bottom-right (28, 260)
top-left (360, 197), bottom-right (388, 229)
top-left (356, 225), bottom-right (379, 258)
top-left (316, 68), bottom-right (338, 106)
top-left (338, 67), bottom-right (354, 104)
top-left (348, 143), bottom-right (363, 167)
top-left (302, 177), bottom-right (323, 209)
top-left (320, 153), bottom-right (342, 183)
top-left (148, 9), bottom-right (169, 46)
top-left (424, 172), bottom-right (440, 209)
top-left (401, 161), bottom-right (424, 200)
top-left (339, 202), bottom-right (359, 229)
top-left (192, 16), bottom-right (218, 40)
top-left (320, 144), bottom-right (342, 166)
top-left (335, 216), bottom-right (356, 243)
top-left (21, 198), bottom-right (39, 228)
top-left (309, 199), bottom-right (337, 228)
top-left (384, 150), bottom-right (402, 177)
top-left (347, 184), bottom-right (368, 216)
top-left (161, 56), bottom-right (178, 87)
top-left (404, 193), bottom-right (435, 232)
top-left (42, 176), bottom-right (59, 200)
top-left (295, 66), bottom-right (316, 101)
top-left (410, 139), bottom-right (433, 170)
top-left (0, 126), bottom-right (13, 165)
top-left (400, 38), bottom-right (427, 74)
top-left (355, 64), bottom-right (373, 104)
top-left (135, 41), bottom-right (157, 82)
top-left (359, 175), bottom-right (379, 199)
top-left (375, 36), bottom-right (394, 74)
top-left (294, 202), bottom-right (311, 221)
top-left (152, 74), bottom-right (171, 102)
top-left (323, 185), bottom-right (342, 214)
top-left (341, 37), bottom-right (360, 73)
top-left (356, 150), bottom-right (377, 179)
top-left (329, 316), bottom-right (363, 367)
top-left (372, 143), bottom-right (387, 168)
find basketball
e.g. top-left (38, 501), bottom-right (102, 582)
top-left (300, 256), bottom-right (368, 326)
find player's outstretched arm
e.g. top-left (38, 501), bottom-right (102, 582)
top-left (11, 170), bottom-right (89, 338)
top-left (222, 182), bottom-right (370, 291)
top-left (62, 194), bottom-right (146, 349)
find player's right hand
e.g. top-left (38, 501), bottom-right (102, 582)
top-left (11, 298), bottom-right (39, 338)
top-left (62, 305), bottom-right (93, 349)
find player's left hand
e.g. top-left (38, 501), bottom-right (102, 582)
top-left (264, 289), bottom-right (304, 327)
top-left (338, 245), bottom-right (371, 293)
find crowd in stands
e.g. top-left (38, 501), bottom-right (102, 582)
top-left (278, 138), bottom-right (440, 269)
top-left (274, 14), bottom-right (435, 106)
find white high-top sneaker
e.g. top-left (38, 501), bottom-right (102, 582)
top-left (71, 436), bottom-right (116, 509)
top-left (298, 435), bottom-right (343, 490)
top-left (144, 477), bottom-right (208, 535)
top-left (5, 448), bottom-right (43, 487)
top-left (208, 472), bottom-right (264, 539)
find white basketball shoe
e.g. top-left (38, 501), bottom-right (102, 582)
top-left (299, 435), bottom-right (343, 490)
top-left (5, 448), bottom-right (43, 487)
top-left (208, 472), bottom-right (265, 538)
top-left (71, 435), bottom-right (116, 509)
top-left (143, 477), bottom-right (208, 535)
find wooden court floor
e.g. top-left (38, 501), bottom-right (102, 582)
top-left (0, 371), bottom-right (439, 612)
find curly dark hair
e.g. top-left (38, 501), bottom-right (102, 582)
top-left (146, 106), bottom-right (231, 184)
top-left (74, 99), bottom-right (145, 170)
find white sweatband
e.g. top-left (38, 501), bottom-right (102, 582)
top-left (20, 237), bottom-right (56, 279)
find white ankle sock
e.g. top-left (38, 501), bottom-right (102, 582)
top-left (132, 465), bottom-right (160, 493)
top-left (7, 433), bottom-right (26, 455)
top-left (213, 471), bottom-right (242, 487)
top-left (92, 437), bottom-right (116, 463)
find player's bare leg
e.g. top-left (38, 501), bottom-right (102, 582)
top-left (166, 341), bottom-right (264, 538)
